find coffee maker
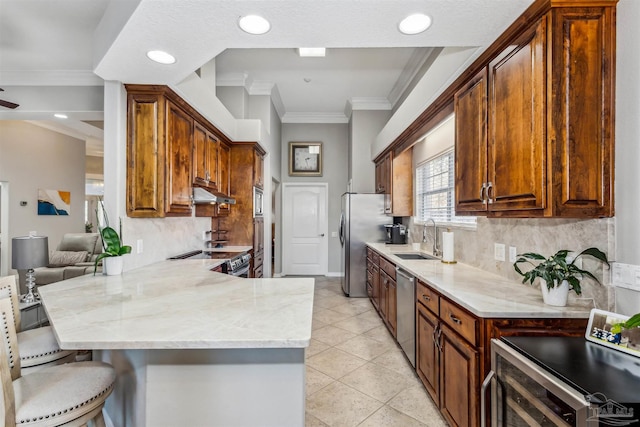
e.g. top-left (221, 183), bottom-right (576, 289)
top-left (384, 224), bottom-right (408, 244)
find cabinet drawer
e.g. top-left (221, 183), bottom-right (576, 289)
top-left (416, 280), bottom-right (439, 315)
top-left (367, 248), bottom-right (379, 264)
top-left (254, 252), bottom-right (264, 268)
top-left (441, 299), bottom-right (478, 346)
top-left (379, 256), bottom-right (396, 280)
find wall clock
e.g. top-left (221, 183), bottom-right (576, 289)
top-left (289, 142), bottom-right (322, 176)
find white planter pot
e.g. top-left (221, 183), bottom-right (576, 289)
top-left (540, 279), bottom-right (569, 307)
top-left (104, 256), bottom-right (124, 276)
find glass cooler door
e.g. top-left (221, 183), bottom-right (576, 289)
top-left (489, 339), bottom-right (594, 427)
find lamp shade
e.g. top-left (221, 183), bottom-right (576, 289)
top-left (12, 236), bottom-right (49, 270)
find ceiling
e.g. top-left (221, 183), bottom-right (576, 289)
top-left (0, 0), bottom-right (534, 154)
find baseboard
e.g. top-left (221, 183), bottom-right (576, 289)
top-left (326, 272), bottom-right (344, 277)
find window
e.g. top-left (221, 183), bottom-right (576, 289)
top-left (415, 149), bottom-right (476, 226)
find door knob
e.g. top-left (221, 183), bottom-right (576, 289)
top-left (319, 233), bottom-right (325, 237)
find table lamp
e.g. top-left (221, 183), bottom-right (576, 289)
top-left (12, 235), bottom-right (49, 303)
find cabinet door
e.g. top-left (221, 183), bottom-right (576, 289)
top-left (206, 132), bottom-right (219, 189)
top-left (488, 18), bottom-right (547, 214)
top-left (549, 7), bottom-right (614, 217)
top-left (193, 123), bottom-right (208, 184)
top-left (126, 93), bottom-right (164, 217)
top-left (416, 303), bottom-right (439, 405)
top-left (379, 270), bottom-right (389, 320)
top-left (253, 217), bottom-right (264, 254)
top-left (372, 264), bottom-right (380, 311)
top-left (375, 158), bottom-right (386, 194)
top-left (165, 101), bottom-right (193, 215)
top-left (217, 141), bottom-right (231, 216)
top-left (253, 149), bottom-right (264, 189)
top-left (390, 148), bottom-right (413, 217)
top-left (439, 323), bottom-right (479, 427)
top-left (387, 278), bottom-right (397, 337)
top-left (455, 68), bottom-right (488, 214)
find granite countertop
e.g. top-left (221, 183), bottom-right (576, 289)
top-left (367, 243), bottom-right (591, 319)
top-left (38, 259), bottom-right (314, 350)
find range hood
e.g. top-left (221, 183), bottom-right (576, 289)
top-left (192, 187), bottom-right (236, 205)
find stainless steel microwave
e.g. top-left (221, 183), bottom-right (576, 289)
top-left (253, 186), bottom-right (264, 217)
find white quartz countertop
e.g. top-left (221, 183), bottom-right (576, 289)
top-left (38, 260), bottom-right (314, 350)
top-left (367, 243), bottom-right (591, 319)
top-left (204, 246), bottom-right (252, 253)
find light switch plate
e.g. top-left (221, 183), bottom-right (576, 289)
top-left (495, 243), bottom-right (505, 261)
top-left (136, 239), bottom-right (143, 254)
top-left (509, 246), bottom-right (517, 263)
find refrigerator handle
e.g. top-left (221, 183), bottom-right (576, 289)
top-left (339, 212), bottom-right (345, 246)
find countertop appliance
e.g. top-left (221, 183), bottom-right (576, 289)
top-left (384, 224), bottom-right (408, 244)
top-left (485, 336), bottom-right (640, 427)
top-left (339, 193), bottom-right (387, 297)
top-left (396, 267), bottom-right (415, 367)
top-left (168, 250), bottom-right (251, 277)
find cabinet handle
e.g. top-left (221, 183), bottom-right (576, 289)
top-left (480, 183), bottom-right (487, 205)
top-left (422, 295), bottom-right (431, 302)
top-left (435, 325), bottom-right (443, 352)
top-left (449, 313), bottom-right (462, 325)
top-left (486, 181), bottom-right (494, 204)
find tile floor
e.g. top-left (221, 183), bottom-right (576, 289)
top-left (305, 276), bottom-right (448, 427)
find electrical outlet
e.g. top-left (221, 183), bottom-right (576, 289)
top-left (136, 239), bottom-right (143, 254)
top-left (494, 243), bottom-right (505, 261)
top-left (202, 231), bottom-right (208, 240)
top-left (331, 231), bottom-right (338, 238)
top-left (509, 246), bottom-right (517, 263)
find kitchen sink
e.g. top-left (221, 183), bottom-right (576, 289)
top-left (393, 253), bottom-right (439, 260)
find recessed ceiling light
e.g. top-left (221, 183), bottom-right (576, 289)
top-left (54, 113), bottom-right (68, 119)
top-left (398, 13), bottom-right (432, 35)
top-left (146, 50), bottom-right (176, 64)
top-left (298, 48), bottom-right (326, 57)
top-left (238, 15), bottom-right (271, 35)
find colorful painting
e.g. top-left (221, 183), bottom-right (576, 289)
top-left (38, 189), bottom-right (70, 215)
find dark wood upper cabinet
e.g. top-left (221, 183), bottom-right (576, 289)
top-left (193, 122), bottom-right (219, 191)
top-left (488, 19), bottom-right (547, 214)
top-left (455, 69), bottom-right (488, 214)
top-left (165, 101), bottom-right (194, 216)
top-left (454, 4), bottom-right (615, 218)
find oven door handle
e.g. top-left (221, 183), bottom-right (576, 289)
top-left (481, 370), bottom-right (496, 427)
top-left (232, 264), bottom-right (250, 277)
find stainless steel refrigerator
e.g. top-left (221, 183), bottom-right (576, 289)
top-left (339, 193), bottom-right (388, 297)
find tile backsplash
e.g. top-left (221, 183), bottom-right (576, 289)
top-left (408, 216), bottom-right (615, 310)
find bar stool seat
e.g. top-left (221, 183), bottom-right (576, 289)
top-left (0, 276), bottom-right (76, 373)
top-left (0, 297), bottom-right (116, 427)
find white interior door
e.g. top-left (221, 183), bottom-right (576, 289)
top-left (282, 183), bottom-right (328, 276)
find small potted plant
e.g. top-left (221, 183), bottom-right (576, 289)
top-left (94, 201), bottom-right (131, 275)
top-left (513, 247), bottom-right (610, 306)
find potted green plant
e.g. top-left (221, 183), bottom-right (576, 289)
top-left (94, 202), bottom-right (131, 275)
top-left (513, 248), bottom-right (610, 306)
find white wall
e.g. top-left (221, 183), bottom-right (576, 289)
top-left (349, 110), bottom-right (391, 193)
top-left (0, 121), bottom-right (86, 271)
top-left (615, 0), bottom-right (640, 265)
top-left (281, 123), bottom-right (348, 275)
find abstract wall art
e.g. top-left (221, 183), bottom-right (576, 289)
top-left (38, 189), bottom-right (70, 215)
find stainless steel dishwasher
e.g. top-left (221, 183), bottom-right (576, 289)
top-left (396, 267), bottom-right (416, 367)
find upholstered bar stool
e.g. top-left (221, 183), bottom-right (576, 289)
top-left (0, 276), bottom-right (76, 373)
top-left (0, 297), bottom-right (116, 427)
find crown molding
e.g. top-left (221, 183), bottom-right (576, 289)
top-left (349, 97), bottom-right (392, 111)
top-left (281, 112), bottom-right (349, 124)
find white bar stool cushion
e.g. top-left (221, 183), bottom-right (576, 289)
top-left (17, 326), bottom-right (76, 368)
top-left (13, 361), bottom-right (115, 426)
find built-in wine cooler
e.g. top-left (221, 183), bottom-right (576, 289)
top-left (484, 339), bottom-right (593, 427)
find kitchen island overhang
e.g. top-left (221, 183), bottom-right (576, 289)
top-left (39, 260), bottom-right (314, 427)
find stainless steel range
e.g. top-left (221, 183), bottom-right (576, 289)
top-left (168, 250), bottom-right (251, 277)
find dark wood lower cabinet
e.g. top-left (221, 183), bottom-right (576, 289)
top-left (440, 323), bottom-right (479, 427)
top-left (416, 303), bottom-right (439, 404)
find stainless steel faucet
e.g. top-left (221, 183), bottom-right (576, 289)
top-left (424, 218), bottom-right (441, 257)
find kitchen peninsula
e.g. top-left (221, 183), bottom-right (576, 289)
top-left (38, 260), bottom-right (314, 427)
